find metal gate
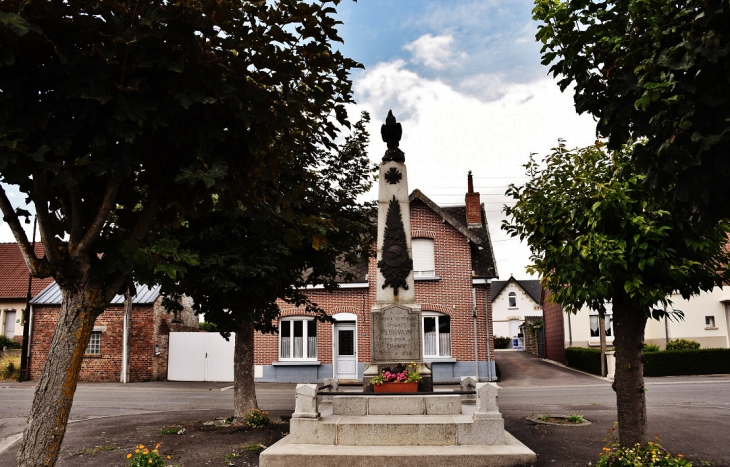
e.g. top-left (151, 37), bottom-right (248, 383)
top-left (168, 332), bottom-right (235, 382)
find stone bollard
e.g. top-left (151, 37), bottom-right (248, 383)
top-left (458, 382), bottom-right (504, 445)
top-left (292, 384), bottom-right (319, 419)
top-left (606, 351), bottom-right (616, 381)
top-left (460, 376), bottom-right (477, 404)
top-left (474, 382), bottom-right (501, 420)
top-left (321, 378), bottom-right (339, 406)
top-left (323, 377), bottom-right (339, 392)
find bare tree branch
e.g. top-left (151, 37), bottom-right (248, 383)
top-left (71, 172), bottom-right (121, 259)
top-left (0, 185), bottom-right (52, 278)
top-left (68, 187), bottom-right (83, 248)
top-left (31, 171), bottom-right (63, 268)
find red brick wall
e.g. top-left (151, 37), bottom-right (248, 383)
top-left (29, 297), bottom-right (198, 382)
top-left (254, 199), bottom-right (495, 364)
top-left (541, 289), bottom-right (566, 364)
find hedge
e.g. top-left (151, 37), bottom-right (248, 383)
top-left (644, 348), bottom-right (730, 377)
top-left (565, 347), bottom-right (730, 377)
top-left (565, 347), bottom-right (602, 375)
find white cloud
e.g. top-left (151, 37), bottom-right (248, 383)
top-left (403, 34), bottom-right (467, 70)
top-left (352, 60), bottom-right (597, 279)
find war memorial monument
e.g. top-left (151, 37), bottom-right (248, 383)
top-left (260, 112), bottom-right (536, 466)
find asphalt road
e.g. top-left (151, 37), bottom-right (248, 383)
top-left (1, 355), bottom-right (729, 466)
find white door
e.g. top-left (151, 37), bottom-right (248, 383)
top-left (204, 333), bottom-right (235, 382)
top-left (168, 332), bottom-right (235, 382)
top-left (4, 311), bottom-right (16, 339)
top-left (334, 323), bottom-right (357, 380)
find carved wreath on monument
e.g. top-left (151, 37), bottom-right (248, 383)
top-left (378, 196), bottom-right (413, 295)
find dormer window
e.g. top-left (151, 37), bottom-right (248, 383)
top-left (412, 238), bottom-right (436, 278)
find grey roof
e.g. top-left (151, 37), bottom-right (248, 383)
top-left (491, 277), bottom-right (542, 304)
top-left (410, 190), bottom-right (498, 279)
top-left (31, 282), bottom-right (162, 305)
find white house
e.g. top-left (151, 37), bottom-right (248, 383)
top-left (564, 288), bottom-right (730, 349)
top-left (491, 277), bottom-right (542, 349)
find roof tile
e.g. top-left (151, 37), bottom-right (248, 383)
top-left (0, 243), bottom-right (54, 299)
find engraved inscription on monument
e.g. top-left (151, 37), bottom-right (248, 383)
top-left (371, 305), bottom-right (421, 362)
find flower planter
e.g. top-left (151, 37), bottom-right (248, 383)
top-left (372, 381), bottom-right (418, 393)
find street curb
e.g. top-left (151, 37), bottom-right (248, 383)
top-left (0, 433), bottom-right (22, 456)
top-left (0, 409), bottom-right (184, 456)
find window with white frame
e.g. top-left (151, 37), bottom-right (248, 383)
top-left (423, 312), bottom-right (451, 357)
top-left (412, 238), bottom-right (436, 278)
top-left (279, 317), bottom-right (317, 360)
top-left (589, 312), bottom-right (613, 339)
top-left (705, 316), bottom-right (716, 328)
top-left (508, 292), bottom-right (517, 308)
top-left (85, 331), bottom-right (102, 355)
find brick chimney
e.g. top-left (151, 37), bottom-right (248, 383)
top-left (465, 171), bottom-right (482, 227)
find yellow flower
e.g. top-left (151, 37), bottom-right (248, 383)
top-left (139, 445), bottom-right (145, 449)
top-left (148, 460), bottom-right (152, 464)
top-left (135, 449), bottom-right (140, 453)
top-left (167, 455), bottom-right (171, 459)
top-left (156, 443), bottom-right (160, 448)
top-left (678, 454), bottom-right (684, 458)
top-left (127, 453), bottom-right (132, 459)
top-left (153, 449), bottom-right (158, 453)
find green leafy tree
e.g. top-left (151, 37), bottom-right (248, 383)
top-left (503, 141), bottom-right (730, 446)
top-left (533, 1), bottom-right (730, 223)
top-left (0, 1), bottom-right (360, 465)
top-left (156, 113), bottom-right (376, 418)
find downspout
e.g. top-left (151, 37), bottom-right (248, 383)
top-left (471, 286), bottom-right (479, 382)
top-left (484, 281), bottom-right (493, 382)
top-left (121, 287), bottom-right (132, 383)
top-left (567, 311), bottom-right (573, 347)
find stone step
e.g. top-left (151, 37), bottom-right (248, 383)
top-left (332, 394), bottom-right (462, 416)
top-left (259, 431), bottom-right (536, 467)
top-left (290, 411), bottom-right (504, 446)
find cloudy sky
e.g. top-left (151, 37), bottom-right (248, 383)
top-left (0, 0), bottom-right (598, 279)
top-left (335, 0), bottom-right (597, 279)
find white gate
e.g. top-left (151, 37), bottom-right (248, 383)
top-left (168, 332), bottom-right (235, 382)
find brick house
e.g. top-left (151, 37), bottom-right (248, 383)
top-left (253, 179), bottom-right (499, 383)
top-left (28, 282), bottom-right (198, 382)
top-left (0, 242), bottom-right (53, 344)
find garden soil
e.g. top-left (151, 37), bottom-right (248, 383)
top-left (0, 410), bottom-right (290, 467)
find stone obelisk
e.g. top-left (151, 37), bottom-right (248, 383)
top-left (363, 110), bottom-right (432, 392)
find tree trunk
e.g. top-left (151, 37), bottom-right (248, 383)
top-left (611, 293), bottom-right (648, 447)
top-left (18, 282), bottom-right (105, 467)
top-left (233, 320), bottom-right (258, 420)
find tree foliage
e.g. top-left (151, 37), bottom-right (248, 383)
top-left (503, 141), bottom-right (730, 445)
top-left (0, 1), bottom-right (361, 465)
top-left (157, 112), bottom-right (376, 334)
top-left (504, 141), bottom-right (730, 317)
top-left (533, 1), bottom-right (730, 222)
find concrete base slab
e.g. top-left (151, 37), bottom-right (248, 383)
top-left (260, 431), bottom-right (536, 467)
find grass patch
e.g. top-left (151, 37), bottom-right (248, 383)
top-left (78, 445), bottom-right (117, 455)
top-left (0, 355), bottom-right (20, 380)
top-left (242, 443), bottom-right (266, 452)
top-left (568, 414), bottom-right (584, 424)
top-left (160, 427), bottom-right (181, 435)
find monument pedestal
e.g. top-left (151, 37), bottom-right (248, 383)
top-left (362, 362), bottom-right (433, 393)
top-left (259, 383), bottom-right (537, 466)
top-left (364, 302), bottom-right (433, 392)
